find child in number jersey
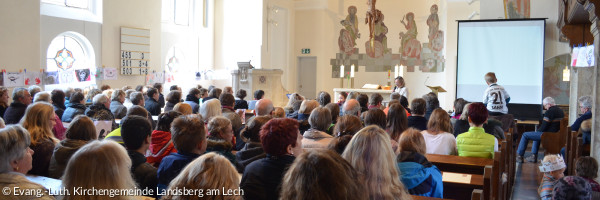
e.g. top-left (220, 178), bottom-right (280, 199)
top-left (482, 72), bottom-right (510, 115)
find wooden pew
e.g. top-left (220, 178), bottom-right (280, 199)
top-left (540, 118), bottom-right (569, 154)
top-left (426, 154), bottom-right (493, 174)
top-left (492, 141), bottom-right (508, 200)
top-left (504, 132), bottom-right (515, 199)
top-left (566, 130), bottom-right (578, 175)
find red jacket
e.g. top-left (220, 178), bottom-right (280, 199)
top-left (147, 130), bottom-right (177, 167)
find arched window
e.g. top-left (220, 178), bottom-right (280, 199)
top-left (46, 32), bottom-right (96, 90)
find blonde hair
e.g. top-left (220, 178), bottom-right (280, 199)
top-left (173, 103), bottom-right (193, 115)
top-left (62, 140), bottom-right (136, 200)
top-left (33, 92), bottom-right (51, 103)
top-left (164, 152), bottom-right (240, 200)
top-left (284, 93), bottom-right (304, 111)
top-left (342, 125), bottom-right (409, 199)
top-left (398, 128), bottom-right (426, 155)
top-left (427, 108), bottom-right (453, 133)
top-left (21, 102), bottom-right (57, 145)
top-left (272, 107), bottom-right (285, 118)
top-left (0, 86), bottom-right (8, 107)
top-left (207, 116), bottom-right (231, 140)
top-left (102, 89), bottom-right (114, 101)
top-left (280, 150), bottom-right (367, 200)
top-left (484, 72), bottom-right (497, 83)
top-left (111, 89), bottom-right (126, 102)
top-left (200, 99), bottom-right (222, 122)
top-left (459, 103), bottom-right (472, 121)
top-left (298, 100), bottom-right (319, 114)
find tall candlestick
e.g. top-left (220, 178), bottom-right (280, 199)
top-left (340, 65), bottom-right (345, 78)
top-left (350, 65), bottom-right (355, 77)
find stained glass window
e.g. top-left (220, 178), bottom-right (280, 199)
top-left (46, 32), bottom-right (96, 89)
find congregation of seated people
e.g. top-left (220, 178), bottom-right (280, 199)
top-left (0, 80), bottom-right (595, 200)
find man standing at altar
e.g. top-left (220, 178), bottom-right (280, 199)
top-left (393, 76), bottom-right (409, 99)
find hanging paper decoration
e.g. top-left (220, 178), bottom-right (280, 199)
top-left (75, 69), bottom-right (91, 82)
top-left (103, 67), bottom-right (118, 80)
top-left (24, 72), bottom-right (42, 86)
top-left (4, 72), bottom-right (24, 87)
top-left (45, 71), bottom-right (59, 85)
top-left (146, 71), bottom-right (165, 85)
top-left (58, 69), bottom-right (75, 84)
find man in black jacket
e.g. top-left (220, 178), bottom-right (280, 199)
top-left (144, 88), bottom-right (161, 116)
top-left (4, 88), bottom-right (32, 124)
top-left (517, 97), bottom-right (564, 163)
top-left (121, 115), bottom-right (157, 196)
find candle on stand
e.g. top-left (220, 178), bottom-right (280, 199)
top-left (394, 65), bottom-right (399, 78)
top-left (340, 65), bottom-right (345, 78)
top-left (350, 65), bottom-right (355, 77)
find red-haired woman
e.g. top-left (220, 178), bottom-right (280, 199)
top-left (240, 118), bottom-right (303, 200)
top-left (456, 103), bottom-right (498, 159)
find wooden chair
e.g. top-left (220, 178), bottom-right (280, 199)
top-left (541, 118), bottom-right (569, 154)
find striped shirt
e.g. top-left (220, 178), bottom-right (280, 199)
top-left (538, 174), bottom-right (557, 200)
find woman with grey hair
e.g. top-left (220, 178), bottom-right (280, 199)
top-left (110, 89), bottom-right (127, 119)
top-left (199, 99), bottom-right (222, 123)
top-left (0, 125), bottom-right (53, 199)
top-left (85, 94), bottom-right (118, 131)
top-left (33, 92), bottom-right (51, 103)
top-left (301, 107), bottom-right (333, 150)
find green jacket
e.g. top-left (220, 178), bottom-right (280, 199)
top-left (456, 127), bottom-right (495, 159)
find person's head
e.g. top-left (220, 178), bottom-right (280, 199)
top-left (223, 86), bottom-right (233, 94)
top-left (459, 103), bottom-right (473, 121)
top-left (552, 176), bottom-right (592, 200)
top-left (28, 85), bottom-right (42, 100)
top-left (207, 116), bottom-right (233, 144)
top-left (208, 88), bottom-right (222, 99)
top-left (272, 107), bottom-right (285, 118)
top-left (317, 91), bottom-right (331, 106)
top-left (92, 94), bottom-right (110, 109)
top-left (422, 92), bottom-right (439, 111)
top-left (348, 5), bottom-right (357, 14)
top-left (169, 85), bottom-right (179, 91)
top-left (291, 100), bottom-right (303, 112)
top-left (398, 128), bottom-right (426, 154)
top-left (188, 88), bottom-right (201, 99)
top-left (199, 99), bottom-right (222, 122)
top-left (260, 118), bottom-right (303, 157)
top-left (219, 93), bottom-right (235, 107)
top-left (364, 108), bottom-right (386, 129)
top-left (285, 93), bottom-right (304, 108)
top-left (578, 95), bottom-right (592, 114)
top-left (199, 88), bottom-right (208, 98)
top-left (33, 92), bottom-right (51, 103)
top-left (12, 88), bottom-right (32, 105)
top-left (120, 115), bottom-right (152, 152)
top-left (173, 103), bottom-right (193, 115)
top-left (388, 100), bottom-right (400, 108)
top-left (21, 102), bottom-right (56, 145)
top-left (165, 153), bottom-right (240, 200)
top-left (542, 97), bottom-right (556, 110)
top-left (0, 87), bottom-right (8, 106)
top-left (342, 125), bottom-right (408, 199)
top-left (484, 72), bottom-right (497, 84)
top-left (102, 89), bottom-right (113, 100)
top-left (69, 91), bottom-right (85, 104)
top-left (399, 96), bottom-right (409, 110)
top-left (152, 83), bottom-right (163, 93)
top-left (327, 135), bottom-right (353, 154)
top-left (395, 76), bottom-right (405, 88)
top-left (124, 89), bottom-right (135, 100)
top-left (51, 89), bottom-right (65, 106)
top-left (156, 111), bottom-right (183, 132)
top-left (240, 116), bottom-right (272, 143)
top-left (297, 100), bottom-right (318, 116)
top-left (334, 115), bottom-right (363, 137)
top-left (309, 107), bottom-right (332, 132)
top-left (324, 103), bottom-right (340, 123)
top-left (166, 90), bottom-right (182, 105)
top-left (347, 91), bottom-right (358, 99)
top-left (254, 90), bottom-right (265, 100)
top-left (130, 92), bottom-right (145, 106)
top-left (0, 125), bottom-right (34, 174)
top-left (62, 140), bottom-right (136, 198)
top-left (135, 85), bottom-right (144, 92)
top-left (453, 98), bottom-right (468, 116)
top-left (338, 92), bottom-right (348, 103)
top-left (235, 89), bottom-right (247, 100)
top-left (111, 89), bottom-right (126, 104)
top-left (126, 105), bottom-right (149, 118)
top-left (171, 114), bottom-right (207, 154)
top-left (427, 108), bottom-right (453, 133)
top-left (386, 104), bottom-right (408, 141)
top-left (540, 154), bottom-right (566, 179)
top-left (467, 103), bottom-right (488, 126)
top-left (65, 115), bottom-right (97, 141)
top-left (369, 93), bottom-right (383, 107)
top-left (121, 86), bottom-right (132, 91)
top-left (86, 88), bottom-right (102, 103)
top-left (342, 99), bottom-right (361, 116)
top-left (64, 87), bottom-right (74, 99)
top-left (146, 88), bottom-right (159, 101)
top-left (575, 156), bottom-right (598, 179)
top-left (356, 94), bottom-right (368, 108)
top-left (280, 149), bottom-right (367, 200)
top-left (389, 92), bottom-right (401, 101)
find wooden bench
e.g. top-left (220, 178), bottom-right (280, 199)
top-left (541, 118), bottom-right (569, 154)
top-left (426, 154), bottom-right (494, 175)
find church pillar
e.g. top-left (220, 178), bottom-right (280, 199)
top-left (584, 0), bottom-right (600, 166)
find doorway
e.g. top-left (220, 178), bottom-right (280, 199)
top-left (297, 57), bottom-right (317, 100)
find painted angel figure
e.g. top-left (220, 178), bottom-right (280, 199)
top-left (340, 6), bottom-right (360, 46)
top-left (399, 12), bottom-right (418, 52)
top-left (365, 0), bottom-right (383, 41)
top-left (427, 5), bottom-right (439, 48)
top-left (374, 14), bottom-right (389, 54)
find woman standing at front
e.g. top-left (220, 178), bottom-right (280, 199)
top-left (393, 76), bottom-right (409, 99)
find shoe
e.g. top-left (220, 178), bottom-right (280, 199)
top-left (517, 156), bottom-right (524, 163)
top-left (525, 155), bottom-right (538, 163)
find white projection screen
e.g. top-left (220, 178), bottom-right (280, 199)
top-left (456, 19), bottom-right (545, 120)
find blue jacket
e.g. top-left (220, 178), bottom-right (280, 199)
top-left (157, 152), bottom-right (202, 194)
top-left (397, 151), bottom-right (444, 198)
top-left (184, 94), bottom-right (200, 114)
top-left (61, 103), bottom-right (86, 122)
top-left (571, 111), bottom-right (592, 132)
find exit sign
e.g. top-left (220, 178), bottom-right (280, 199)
top-left (301, 48), bottom-right (310, 54)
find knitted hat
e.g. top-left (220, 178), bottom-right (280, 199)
top-left (539, 155), bottom-right (566, 172)
top-left (552, 176), bottom-right (591, 200)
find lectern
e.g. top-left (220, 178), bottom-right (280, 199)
top-left (427, 86), bottom-right (446, 96)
